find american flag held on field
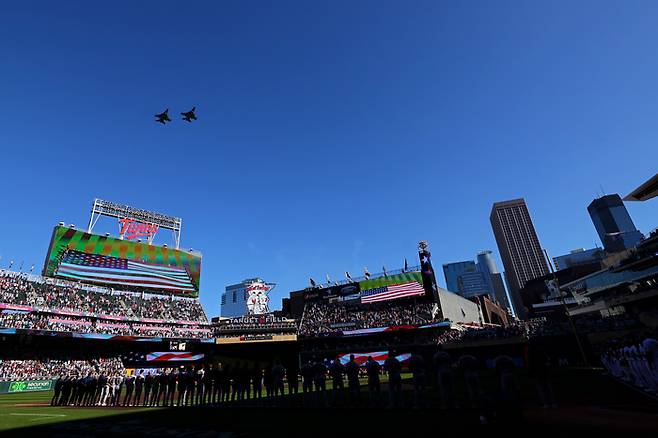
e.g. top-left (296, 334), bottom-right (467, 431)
top-left (146, 352), bottom-right (204, 362)
top-left (360, 281), bottom-right (425, 304)
top-left (337, 351), bottom-right (412, 366)
top-left (56, 250), bottom-right (195, 292)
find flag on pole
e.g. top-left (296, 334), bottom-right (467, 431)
top-left (345, 271), bottom-right (353, 282)
top-left (309, 277), bottom-right (316, 287)
top-left (382, 266), bottom-right (387, 277)
top-left (364, 267), bottom-right (370, 280)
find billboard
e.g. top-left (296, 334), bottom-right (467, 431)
top-left (43, 225), bottom-right (201, 297)
top-left (216, 334), bottom-right (297, 344)
top-left (0, 380), bottom-right (54, 394)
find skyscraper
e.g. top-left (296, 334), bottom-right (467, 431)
top-left (442, 261), bottom-right (489, 299)
top-left (476, 250), bottom-right (511, 310)
top-left (442, 251), bottom-right (511, 309)
top-left (587, 194), bottom-right (643, 252)
top-left (490, 198), bottom-right (549, 318)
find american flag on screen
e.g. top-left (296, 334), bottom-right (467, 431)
top-left (360, 281), bottom-right (425, 304)
top-left (56, 250), bottom-right (195, 293)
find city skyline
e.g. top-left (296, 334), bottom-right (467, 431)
top-left (2, 3), bottom-right (658, 433)
top-left (2, 188), bottom-right (654, 319)
top-left (1, 2), bottom-right (657, 318)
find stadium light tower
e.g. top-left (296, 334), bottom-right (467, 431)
top-left (86, 198), bottom-right (183, 249)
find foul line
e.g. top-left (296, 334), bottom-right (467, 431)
top-left (8, 413), bottom-right (67, 417)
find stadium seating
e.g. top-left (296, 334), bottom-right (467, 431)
top-left (0, 312), bottom-right (212, 339)
top-left (0, 272), bottom-right (210, 339)
top-left (299, 301), bottom-right (441, 335)
top-left (0, 273), bottom-right (207, 323)
top-left (0, 357), bottom-right (124, 382)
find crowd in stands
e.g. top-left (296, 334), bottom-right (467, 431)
top-left (460, 320), bottom-right (548, 341)
top-left (0, 356), bottom-right (123, 382)
top-left (428, 319), bottom-right (561, 345)
top-left (600, 332), bottom-right (658, 396)
top-left (299, 301), bottom-right (440, 335)
top-left (0, 274), bottom-right (32, 304)
top-left (430, 314), bottom-right (644, 346)
top-left (0, 312), bottom-right (212, 339)
top-left (0, 272), bottom-right (207, 323)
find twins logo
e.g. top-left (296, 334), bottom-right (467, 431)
top-left (245, 281), bottom-right (272, 315)
top-left (119, 218), bottom-right (159, 240)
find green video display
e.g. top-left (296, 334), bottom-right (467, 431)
top-left (43, 226), bottom-right (201, 297)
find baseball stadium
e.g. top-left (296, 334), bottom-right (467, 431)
top-left (1, 196), bottom-right (658, 436)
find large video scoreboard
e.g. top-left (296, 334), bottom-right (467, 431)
top-left (43, 225), bottom-right (202, 297)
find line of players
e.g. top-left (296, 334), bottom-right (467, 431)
top-left (50, 355), bottom-right (397, 408)
top-left (50, 347), bottom-right (529, 411)
top-left (51, 360), bottom-right (294, 407)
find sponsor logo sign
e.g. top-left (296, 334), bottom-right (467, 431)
top-left (215, 333), bottom-right (297, 344)
top-left (222, 315), bottom-right (291, 325)
top-left (8, 380), bottom-right (53, 393)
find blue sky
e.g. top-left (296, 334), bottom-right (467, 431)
top-left (1, 1), bottom-right (656, 317)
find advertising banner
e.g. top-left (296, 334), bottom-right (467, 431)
top-left (0, 379), bottom-right (54, 394)
top-left (215, 334), bottom-right (297, 344)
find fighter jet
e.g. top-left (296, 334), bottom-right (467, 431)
top-left (155, 109), bottom-right (171, 125)
top-left (181, 107), bottom-right (197, 122)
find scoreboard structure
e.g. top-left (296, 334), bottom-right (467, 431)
top-left (43, 199), bottom-right (201, 297)
top-left (213, 314), bottom-right (298, 344)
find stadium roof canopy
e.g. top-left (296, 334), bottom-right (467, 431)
top-left (624, 173), bottom-right (658, 202)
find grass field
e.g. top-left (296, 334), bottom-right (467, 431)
top-left (0, 390), bottom-right (155, 431)
top-left (1, 369), bottom-right (657, 436)
top-left (0, 391), bottom-right (146, 431)
top-left (0, 375), bottom-right (402, 434)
